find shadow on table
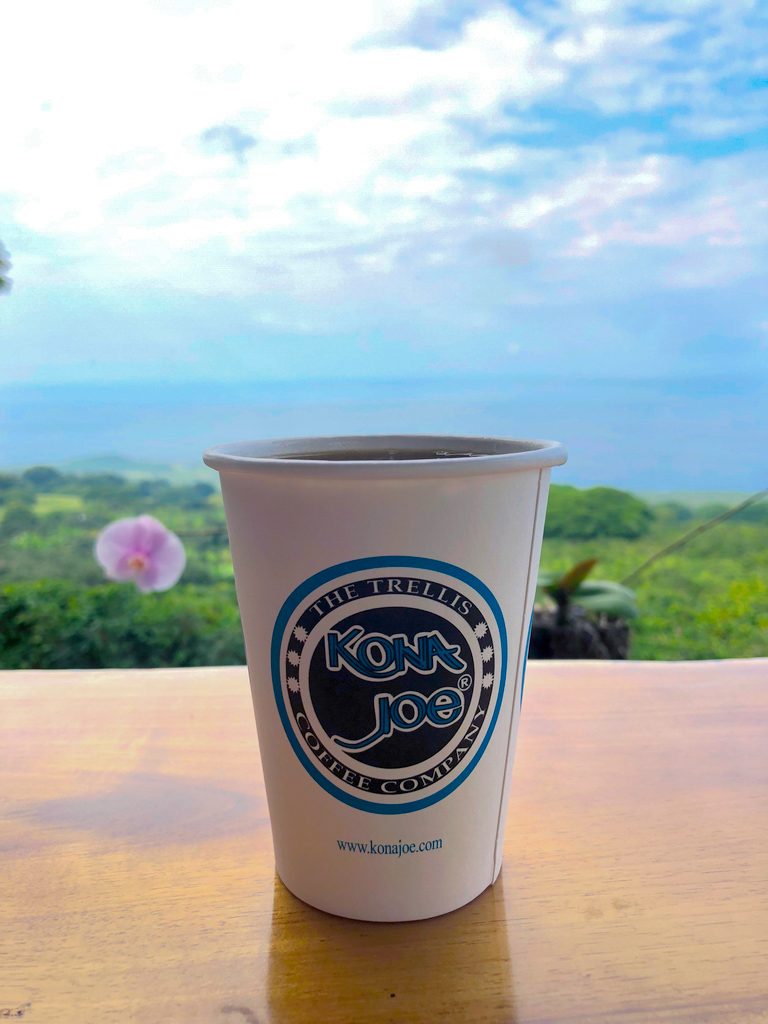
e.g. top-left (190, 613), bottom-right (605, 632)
top-left (266, 873), bottom-right (517, 1023)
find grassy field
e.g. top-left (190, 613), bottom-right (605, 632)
top-left (34, 493), bottom-right (85, 514)
top-left (1, 467), bottom-right (766, 665)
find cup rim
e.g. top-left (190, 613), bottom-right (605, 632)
top-left (203, 434), bottom-right (567, 478)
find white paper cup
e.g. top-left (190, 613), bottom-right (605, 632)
top-left (204, 434), bottom-right (566, 921)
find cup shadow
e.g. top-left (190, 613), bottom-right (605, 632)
top-left (266, 873), bottom-right (517, 1023)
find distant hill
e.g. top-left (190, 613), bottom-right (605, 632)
top-left (60, 455), bottom-right (212, 484)
top-left (5, 454), bottom-right (756, 509)
top-left (639, 491), bottom-right (750, 509)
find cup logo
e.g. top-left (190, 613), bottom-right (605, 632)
top-left (271, 558), bottom-right (507, 814)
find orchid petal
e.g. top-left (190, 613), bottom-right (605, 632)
top-left (95, 518), bottom-right (144, 575)
top-left (134, 515), bottom-right (175, 556)
top-left (95, 515), bottom-right (186, 592)
top-left (138, 532), bottom-right (186, 591)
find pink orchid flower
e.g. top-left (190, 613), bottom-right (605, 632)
top-left (95, 515), bottom-right (186, 592)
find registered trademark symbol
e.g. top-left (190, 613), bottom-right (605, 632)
top-left (458, 674), bottom-right (472, 691)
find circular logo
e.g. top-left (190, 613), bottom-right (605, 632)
top-left (271, 557), bottom-right (507, 814)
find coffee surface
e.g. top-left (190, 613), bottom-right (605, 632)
top-left (277, 448), bottom-right (484, 462)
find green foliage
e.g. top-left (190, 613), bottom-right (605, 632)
top-left (538, 560), bottom-right (638, 619)
top-left (545, 485), bottom-right (653, 540)
top-left (652, 502), bottom-right (695, 526)
top-left (0, 580), bottom-right (244, 669)
top-left (79, 473), bottom-right (128, 502)
top-left (541, 517), bottom-right (768, 660)
top-left (566, 579), bottom-right (638, 619)
top-left (697, 502), bottom-right (730, 519)
top-left (22, 466), bottom-right (65, 490)
top-left (0, 469), bottom-right (238, 669)
top-left (1, 501), bottom-right (39, 538)
top-left (3, 526), bottom-right (105, 585)
top-left (0, 469), bottom-right (764, 666)
top-left (34, 493), bottom-right (85, 514)
top-left (734, 502), bottom-right (768, 524)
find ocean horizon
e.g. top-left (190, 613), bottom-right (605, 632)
top-left (1, 375), bottom-right (766, 492)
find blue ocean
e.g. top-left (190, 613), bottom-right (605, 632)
top-left (1, 375), bottom-right (765, 491)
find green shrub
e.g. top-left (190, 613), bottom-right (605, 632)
top-left (545, 485), bottom-right (653, 540)
top-left (0, 580), bottom-right (245, 669)
top-left (652, 502), bottom-right (695, 525)
top-left (22, 466), bottom-right (65, 491)
top-left (736, 502), bottom-right (768, 524)
top-left (541, 520), bottom-right (768, 660)
top-left (1, 502), bottom-right (39, 538)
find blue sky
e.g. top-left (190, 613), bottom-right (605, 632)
top-left (1, 0), bottom-right (767, 385)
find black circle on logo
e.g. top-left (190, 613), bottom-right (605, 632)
top-left (308, 606), bottom-right (472, 770)
top-left (280, 571), bottom-right (499, 802)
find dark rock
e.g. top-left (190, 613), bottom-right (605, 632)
top-left (530, 607), bottom-right (631, 660)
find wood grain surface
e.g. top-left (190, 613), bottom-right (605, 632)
top-left (1, 660), bottom-right (766, 1024)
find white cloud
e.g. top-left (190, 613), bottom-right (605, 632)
top-left (672, 110), bottom-right (768, 139)
top-left (1, 0), bottom-right (766, 319)
top-left (3, 0), bottom-right (565, 295)
top-left (505, 156), bottom-right (666, 230)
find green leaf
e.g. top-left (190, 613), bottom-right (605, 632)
top-left (574, 591), bottom-right (638, 619)
top-left (557, 558), bottom-right (598, 594)
top-left (571, 580), bottom-right (638, 619)
top-left (573, 580), bottom-right (637, 600)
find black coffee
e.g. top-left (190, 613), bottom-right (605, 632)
top-left (277, 448), bottom-right (484, 462)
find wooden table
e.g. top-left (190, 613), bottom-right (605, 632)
top-left (1, 661), bottom-right (766, 1023)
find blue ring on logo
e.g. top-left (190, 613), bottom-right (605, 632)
top-left (270, 556), bottom-right (508, 815)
